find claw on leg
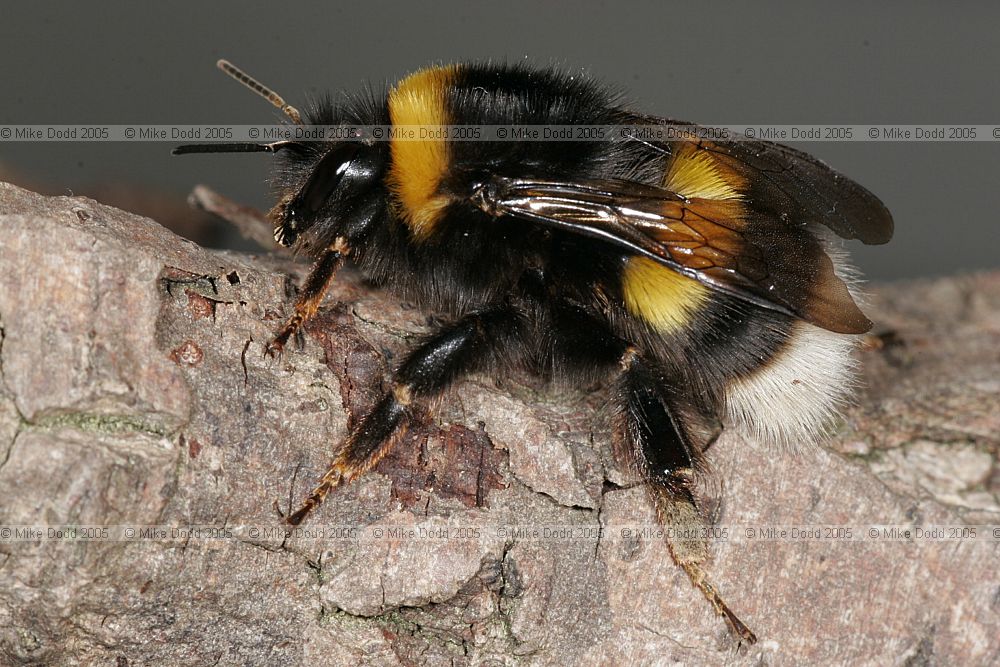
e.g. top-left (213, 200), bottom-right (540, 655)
top-left (264, 315), bottom-right (302, 358)
top-left (287, 465), bottom-right (344, 525)
top-left (679, 561), bottom-right (758, 645)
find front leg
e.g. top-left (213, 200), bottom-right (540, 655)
top-left (266, 237), bottom-right (349, 357)
top-left (287, 306), bottom-right (522, 525)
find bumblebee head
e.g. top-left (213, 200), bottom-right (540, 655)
top-left (269, 140), bottom-right (385, 248)
top-left (173, 59), bottom-right (387, 251)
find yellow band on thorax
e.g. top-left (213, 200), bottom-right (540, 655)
top-left (387, 65), bottom-right (458, 239)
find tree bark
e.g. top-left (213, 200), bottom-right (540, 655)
top-left (0, 181), bottom-right (997, 666)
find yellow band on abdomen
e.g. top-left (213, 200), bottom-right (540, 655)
top-left (621, 256), bottom-right (709, 332)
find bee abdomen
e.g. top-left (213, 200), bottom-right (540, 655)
top-left (723, 319), bottom-right (859, 449)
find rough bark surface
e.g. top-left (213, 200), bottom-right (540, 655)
top-left (0, 181), bottom-right (997, 666)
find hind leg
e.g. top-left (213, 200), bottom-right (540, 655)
top-left (548, 303), bottom-right (755, 643)
top-left (614, 348), bottom-right (756, 644)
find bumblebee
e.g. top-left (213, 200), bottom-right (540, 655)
top-left (175, 60), bottom-right (893, 644)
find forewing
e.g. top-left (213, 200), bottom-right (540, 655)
top-left (475, 173), bottom-right (874, 333)
top-left (626, 114), bottom-right (894, 246)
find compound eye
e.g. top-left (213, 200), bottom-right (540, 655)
top-left (286, 142), bottom-right (362, 222)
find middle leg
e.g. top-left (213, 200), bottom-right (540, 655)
top-left (287, 304), bottom-right (524, 525)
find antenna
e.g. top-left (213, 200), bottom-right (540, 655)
top-left (217, 59), bottom-right (303, 125)
top-left (171, 141), bottom-right (293, 155)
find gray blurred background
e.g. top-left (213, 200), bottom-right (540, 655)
top-left (2, 1), bottom-right (997, 280)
